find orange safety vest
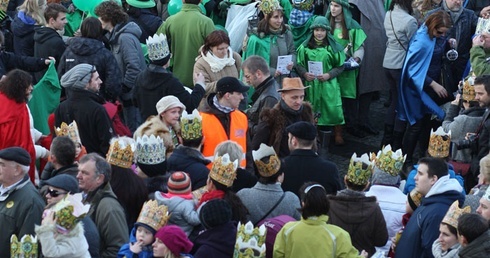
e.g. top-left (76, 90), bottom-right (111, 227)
top-left (200, 110), bottom-right (248, 169)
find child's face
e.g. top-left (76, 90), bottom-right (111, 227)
top-left (314, 28), bottom-right (327, 42)
top-left (152, 238), bottom-right (171, 257)
top-left (136, 226), bottom-right (155, 246)
top-left (75, 143), bottom-right (82, 157)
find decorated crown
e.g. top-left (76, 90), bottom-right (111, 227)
top-left (180, 109), bottom-right (203, 140)
top-left (52, 193), bottom-right (90, 233)
top-left (106, 137), bottom-right (135, 168)
top-left (136, 135), bottom-right (167, 165)
top-left (371, 145), bottom-right (406, 177)
top-left (462, 75), bottom-right (476, 102)
top-left (347, 153), bottom-right (373, 186)
top-left (55, 121), bottom-right (81, 144)
top-left (476, 17), bottom-right (490, 34)
top-left (146, 33), bottom-right (170, 61)
top-left (210, 153), bottom-right (238, 187)
top-left (259, 0), bottom-right (282, 15)
top-left (136, 200), bottom-right (170, 232)
top-left (408, 189), bottom-right (423, 208)
top-left (11, 234), bottom-right (38, 258)
top-left (252, 143), bottom-right (281, 177)
top-left (428, 127), bottom-right (451, 158)
top-left (234, 221), bottom-right (267, 258)
top-left (442, 200), bottom-right (471, 229)
top-left (292, 0), bottom-right (314, 11)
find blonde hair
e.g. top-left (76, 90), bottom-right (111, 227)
top-left (18, 0), bottom-right (46, 25)
top-left (480, 154), bottom-right (490, 183)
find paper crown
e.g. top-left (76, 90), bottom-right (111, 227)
top-left (292, 0), bottom-right (314, 11)
top-left (11, 234), bottom-right (38, 258)
top-left (55, 121), bottom-right (81, 144)
top-left (476, 17), bottom-right (490, 34)
top-left (234, 221), bottom-right (267, 258)
top-left (52, 193), bottom-right (90, 233)
top-left (136, 200), bottom-right (170, 232)
top-left (180, 109), bottom-right (203, 140)
top-left (408, 189), bottom-right (423, 210)
top-left (209, 153), bottom-right (238, 187)
top-left (147, 33), bottom-right (170, 61)
top-left (259, 0), bottom-right (282, 15)
top-left (462, 75), bottom-right (476, 102)
top-left (106, 137), bottom-right (135, 168)
top-left (371, 145), bottom-right (406, 177)
top-left (136, 135), bottom-right (167, 165)
top-left (252, 143), bottom-right (281, 177)
top-left (347, 153), bottom-right (373, 186)
top-left (428, 127), bottom-right (451, 158)
top-left (442, 200), bottom-right (471, 229)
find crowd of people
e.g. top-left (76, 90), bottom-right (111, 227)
top-left (3, 0), bottom-right (490, 257)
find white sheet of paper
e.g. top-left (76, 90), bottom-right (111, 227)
top-left (276, 55), bottom-right (292, 75)
top-left (308, 61), bottom-right (323, 76)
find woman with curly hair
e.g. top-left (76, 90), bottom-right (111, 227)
top-left (11, 0), bottom-right (46, 56)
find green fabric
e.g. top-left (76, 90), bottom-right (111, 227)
top-left (384, 0), bottom-right (392, 11)
top-left (290, 15), bottom-right (315, 49)
top-left (332, 27), bottom-right (366, 99)
top-left (302, 16), bottom-right (343, 53)
top-left (470, 46), bottom-right (490, 76)
top-left (279, 0), bottom-right (292, 20)
top-left (28, 62), bottom-right (61, 135)
top-left (141, 43), bottom-right (149, 64)
top-left (242, 34), bottom-right (272, 100)
top-left (64, 10), bottom-right (84, 37)
top-left (297, 44), bottom-right (345, 126)
top-left (325, 2), bottom-right (363, 30)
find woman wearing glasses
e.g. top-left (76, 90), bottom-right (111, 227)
top-left (397, 11), bottom-right (453, 176)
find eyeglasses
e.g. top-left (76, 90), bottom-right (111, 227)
top-left (47, 188), bottom-right (67, 197)
top-left (78, 65), bottom-right (96, 83)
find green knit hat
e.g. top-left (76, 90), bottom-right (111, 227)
top-left (310, 16), bottom-right (330, 31)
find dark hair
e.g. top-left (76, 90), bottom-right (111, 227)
top-left (441, 222), bottom-right (458, 237)
top-left (418, 157), bottom-right (448, 179)
top-left (345, 180), bottom-right (367, 191)
top-left (110, 165), bottom-right (148, 229)
top-left (299, 182), bottom-right (329, 219)
top-left (185, 0), bottom-right (201, 5)
top-left (257, 10), bottom-right (287, 35)
top-left (95, 0), bottom-right (128, 26)
top-left (44, 3), bottom-right (67, 22)
top-left (202, 30), bottom-right (230, 55)
top-left (389, 0), bottom-right (413, 15)
top-left (81, 17), bottom-right (103, 39)
top-left (0, 69), bottom-right (33, 103)
top-left (258, 170), bottom-right (282, 184)
top-left (51, 136), bottom-right (76, 166)
top-left (242, 55), bottom-right (270, 76)
top-left (182, 137), bottom-right (203, 148)
top-left (210, 178), bottom-right (249, 223)
top-left (475, 75), bottom-right (490, 97)
top-left (425, 11), bottom-right (452, 40)
top-left (79, 153), bottom-right (112, 183)
top-left (328, 2), bottom-right (348, 40)
top-left (296, 138), bottom-right (315, 148)
top-left (457, 213), bottom-right (489, 243)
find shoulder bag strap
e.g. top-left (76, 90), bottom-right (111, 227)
top-left (390, 11), bottom-right (407, 52)
top-left (257, 192), bottom-right (286, 223)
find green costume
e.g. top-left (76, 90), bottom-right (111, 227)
top-left (290, 15), bottom-right (316, 49)
top-left (326, 0), bottom-right (366, 99)
top-left (157, 4), bottom-right (215, 87)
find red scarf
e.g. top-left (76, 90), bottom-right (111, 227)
top-left (197, 190), bottom-right (225, 208)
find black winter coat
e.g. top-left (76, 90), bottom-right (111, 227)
top-left (11, 11), bottom-right (38, 56)
top-left (33, 26), bottom-right (66, 81)
top-left (128, 8), bottom-right (163, 43)
top-left (0, 50), bottom-right (47, 77)
top-left (167, 145), bottom-right (210, 190)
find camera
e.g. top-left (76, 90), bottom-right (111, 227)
top-left (456, 134), bottom-right (479, 152)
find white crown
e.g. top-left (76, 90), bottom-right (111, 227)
top-left (146, 33), bottom-right (170, 61)
top-left (252, 143), bottom-right (276, 161)
top-left (136, 135), bottom-right (167, 165)
top-left (476, 17), bottom-right (490, 34)
top-left (234, 221), bottom-right (267, 257)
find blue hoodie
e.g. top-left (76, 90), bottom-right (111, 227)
top-left (118, 226), bottom-right (153, 258)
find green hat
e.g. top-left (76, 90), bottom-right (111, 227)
top-left (331, 0), bottom-right (350, 8)
top-left (310, 16), bottom-right (330, 31)
top-left (126, 0), bottom-right (156, 9)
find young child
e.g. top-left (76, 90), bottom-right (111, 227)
top-left (118, 200), bottom-right (170, 258)
top-left (457, 213), bottom-right (490, 257)
top-left (154, 171), bottom-right (200, 236)
top-left (152, 225), bottom-right (194, 258)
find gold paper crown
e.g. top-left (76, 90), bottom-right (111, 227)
top-left (371, 145), bottom-right (406, 176)
top-left (442, 200), bottom-right (471, 229)
top-left (55, 121), bottom-right (81, 144)
top-left (476, 17), bottom-right (490, 34)
top-left (10, 234), bottom-right (38, 258)
top-left (210, 153), bottom-right (238, 187)
top-left (347, 153), bottom-right (373, 186)
top-left (135, 135), bottom-right (167, 165)
top-left (259, 0), bottom-right (282, 15)
top-left (428, 127), bottom-right (451, 158)
top-left (409, 189), bottom-right (423, 207)
top-left (234, 221), bottom-right (267, 258)
top-left (52, 193), bottom-right (90, 232)
top-left (180, 109), bottom-right (203, 140)
top-left (462, 75), bottom-right (476, 102)
top-left (252, 143), bottom-right (281, 177)
top-left (136, 200), bottom-right (170, 232)
top-left (146, 33), bottom-right (170, 61)
top-left (106, 137), bottom-right (135, 168)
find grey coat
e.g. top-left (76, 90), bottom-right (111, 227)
top-left (154, 194), bottom-right (200, 236)
top-left (236, 182), bottom-right (301, 225)
top-left (383, 5), bottom-right (418, 69)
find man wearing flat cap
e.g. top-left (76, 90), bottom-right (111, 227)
top-left (252, 77), bottom-right (314, 157)
top-left (200, 76), bottom-right (251, 169)
top-left (0, 147), bottom-right (45, 257)
top-left (281, 121), bottom-right (342, 197)
top-left (54, 63), bottom-right (114, 156)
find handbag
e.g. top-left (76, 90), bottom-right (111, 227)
top-left (449, 160), bottom-right (471, 177)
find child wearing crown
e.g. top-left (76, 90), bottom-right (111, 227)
top-left (34, 193), bottom-right (91, 258)
top-left (118, 200), bottom-right (170, 258)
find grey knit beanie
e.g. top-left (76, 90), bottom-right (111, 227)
top-left (371, 166), bottom-right (400, 186)
top-left (60, 64), bottom-right (94, 89)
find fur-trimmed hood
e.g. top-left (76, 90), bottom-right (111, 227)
top-left (133, 115), bottom-right (180, 153)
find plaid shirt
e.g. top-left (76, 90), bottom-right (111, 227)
top-left (289, 8), bottom-right (314, 27)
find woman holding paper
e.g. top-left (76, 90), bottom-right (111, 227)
top-left (242, 0), bottom-right (296, 87)
top-left (296, 16), bottom-right (345, 144)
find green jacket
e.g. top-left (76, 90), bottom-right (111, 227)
top-left (470, 46), bottom-right (490, 76)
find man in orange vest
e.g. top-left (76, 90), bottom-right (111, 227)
top-left (200, 77), bottom-right (250, 169)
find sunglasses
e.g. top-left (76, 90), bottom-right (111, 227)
top-left (47, 188), bottom-right (67, 197)
top-left (78, 65), bottom-right (96, 83)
